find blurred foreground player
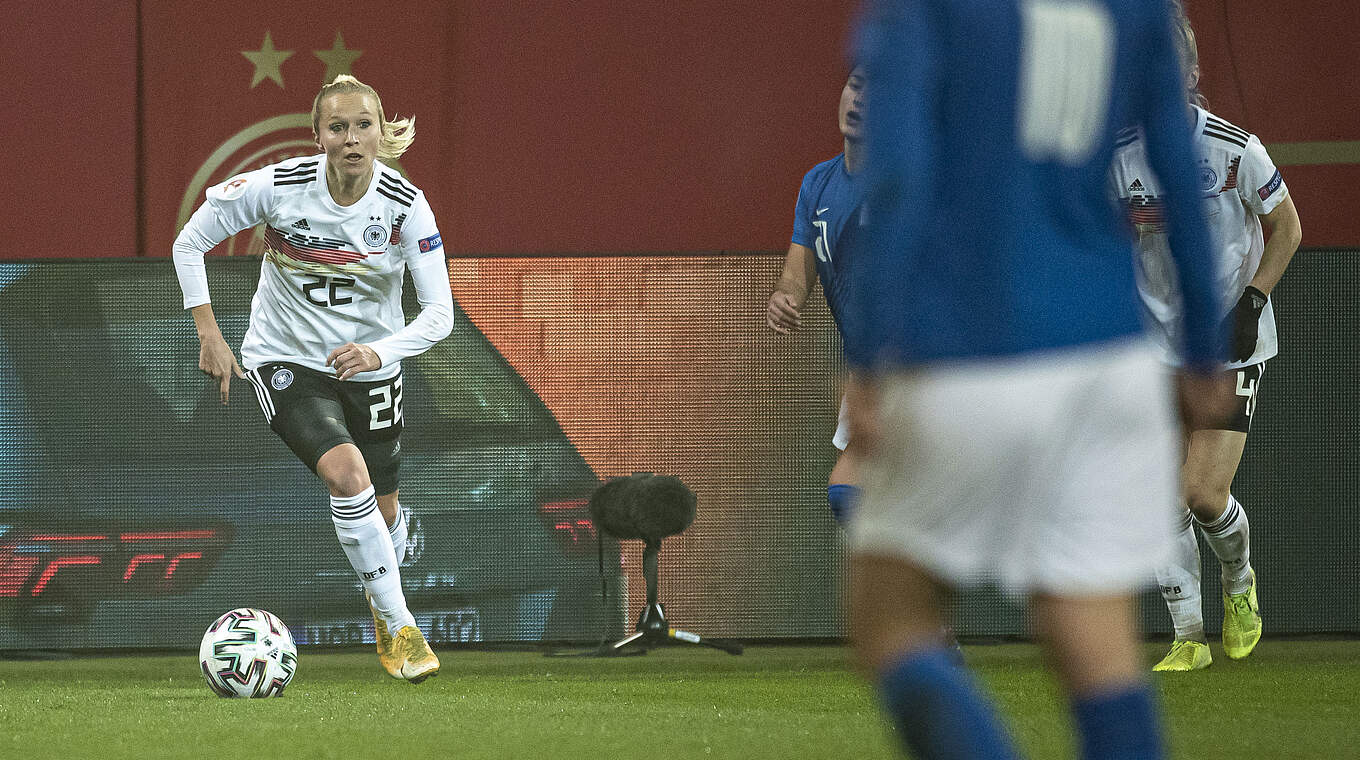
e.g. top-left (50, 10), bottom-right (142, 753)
top-left (173, 75), bottom-right (447, 683)
top-left (844, 2), bottom-right (1230, 758)
top-left (1110, 7), bottom-right (1302, 671)
top-left (766, 66), bottom-right (869, 525)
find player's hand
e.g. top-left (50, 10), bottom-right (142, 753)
top-left (199, 334), bottom-right (245, 405)
top-left (327, 342), bottom-right (382, 381)
top-left (1175, 369), bottom-right (1237, 431)
top-left (1222, 286), bottom-right (1267, 363)
top-left (843, 372), bottom-right (883, 453)
top-left (767, 292), bottom-right (803, 334)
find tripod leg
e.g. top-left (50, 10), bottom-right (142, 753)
top-left (610, 630), bottom-right (648, 652)
top-left (667, 627), bottom-right (744, 655)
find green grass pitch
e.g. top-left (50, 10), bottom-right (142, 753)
top-left (1, 642), bottom-right (1356, 758)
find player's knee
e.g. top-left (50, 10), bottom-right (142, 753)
top-left (320, 463), bottom-right (372, 498)
top-left (848, 556), bottom-right (946, 672)
top-left (315, 443), bottom-right (374, 498)
top-left (1184, 484), bottom-right (1229, 522)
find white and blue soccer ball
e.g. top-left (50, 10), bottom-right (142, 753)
top-left (198, 608), bottom-right (298, 698)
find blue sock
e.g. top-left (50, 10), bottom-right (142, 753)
top-left (1071, 683), bottom-right (1164, 760)
top-left (827, 484), bottom-right (860, 525)
top-left (879, 647), bottom-right (1019, 760)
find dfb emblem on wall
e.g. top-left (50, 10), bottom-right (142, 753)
top-left (177, 30), bottom-right (407, 258)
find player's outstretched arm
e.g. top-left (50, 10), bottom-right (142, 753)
top-left (173, 174), bottom-right (268, 405)
top-left (767, 243), bottom-right (817, 334)
top-left (190, 303), bottom-right (245, 404)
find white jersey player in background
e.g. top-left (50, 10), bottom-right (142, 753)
top-left (173, 75), bottom-right (452, 683)
top-left (1109, 8), bottom-right (1302, 672)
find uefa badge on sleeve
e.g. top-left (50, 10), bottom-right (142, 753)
top-left (418, 233), bottom-right (442, 253)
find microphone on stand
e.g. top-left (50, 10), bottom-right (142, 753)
top-left (587, 473), bottom-right (741, 656)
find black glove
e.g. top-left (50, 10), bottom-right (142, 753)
top-left (1224, 285), bottom-right (1268, 362)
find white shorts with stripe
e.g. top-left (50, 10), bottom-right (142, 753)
top-left (847, 337), bottom-right (1179, 596)
top-left (833, 395), bottom-right (850, 451)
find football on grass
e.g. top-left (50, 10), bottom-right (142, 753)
top-left (198, 607), bottom-right (298, 698)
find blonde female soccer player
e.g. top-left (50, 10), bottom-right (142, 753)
top-left (1109, 8), bottom-right (1302, 671)
top-left (173, 75), bottom-right (451, 683)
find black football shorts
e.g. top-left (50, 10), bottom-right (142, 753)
top-left (1223, 361), bottom-right (1265, 433)
top-left (243, 361), bottom-right (404, 494)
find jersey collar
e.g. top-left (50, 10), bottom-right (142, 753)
top-left (1190, 105), bottom-right (1209, 139)
top-left (317, 155), bottom-right (382, 212)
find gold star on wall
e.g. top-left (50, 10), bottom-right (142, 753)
top-left (241, 31), bottom-right (294, 89)
top-left (315, 32), bottom-right (362, 84)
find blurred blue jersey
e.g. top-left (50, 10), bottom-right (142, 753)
top-left (844, 0), bottom-right (1221, 369)
top-left (791, 153), bottom-right (864, 332)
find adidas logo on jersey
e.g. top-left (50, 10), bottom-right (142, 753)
top-left (1128, 179), bottom-right (1145, 192)
top-left (291, 218), bottom-right (311, 230)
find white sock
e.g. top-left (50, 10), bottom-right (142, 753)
top-left (332, 486), bottom-right (416, 632)
top-left (1155, 510), bottom-right (1206, 642)
top-left (388, 504), bottom-right (408, 567)
top-left (1197, 494), bottom-right (1253, 595)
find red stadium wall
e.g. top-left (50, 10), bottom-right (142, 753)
top-left (5, 0), bottom-right (1359, 257)
top-left (1185, 0), bottom-right (1360, 249)
top-left (5, 1), bottom-right (138, 258)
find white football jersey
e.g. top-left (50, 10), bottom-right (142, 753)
top-left (173, 155), bottom-right (452, 381)
top-left (1109, 107), bottom-right (1288, 368)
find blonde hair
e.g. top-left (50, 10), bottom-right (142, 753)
top-left (1169, 2), bottom-right (1209, 109)
top-left (311, 74), bottom-right (416, 160)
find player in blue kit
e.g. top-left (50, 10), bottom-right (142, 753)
top-left (767, 65), bottom-right (867, 525)
top-left (842, 2), bottom-right (1232, 758)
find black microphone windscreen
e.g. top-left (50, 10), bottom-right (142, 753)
top-left (627, 475), bottom-right (696, 541)
top-left (588, 473), bottom-right (697, 542)
top-left (588, 476), bottom-right (647, 540)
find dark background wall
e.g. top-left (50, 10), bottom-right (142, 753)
top-left (0, 252), bottom-right (1354, 649)
top-left (4, 0), bottom-right (1359, 257)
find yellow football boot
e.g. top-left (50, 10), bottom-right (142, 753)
top-left (367, 594), bottom-right (401, 679)
top-left (1222, 571), bottom-right (1262, 660)
top-left (393, 625), bottom-right (440, 684)
top-left (1152, 640), bottom-right (1212, 672)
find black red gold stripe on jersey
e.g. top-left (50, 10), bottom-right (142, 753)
top-left (264, 226), bottom-right (368, 265)
top-left (389, 212), bottom-right (407, 245)
top-left (376, 175), bottom-right (415, 207)
top-left (1218, 156), bottom-right (1240, 192)
top-left (1127, 196), bottom-right (1165, 228)
top-left (274, 161), bottom-right (320, 186)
